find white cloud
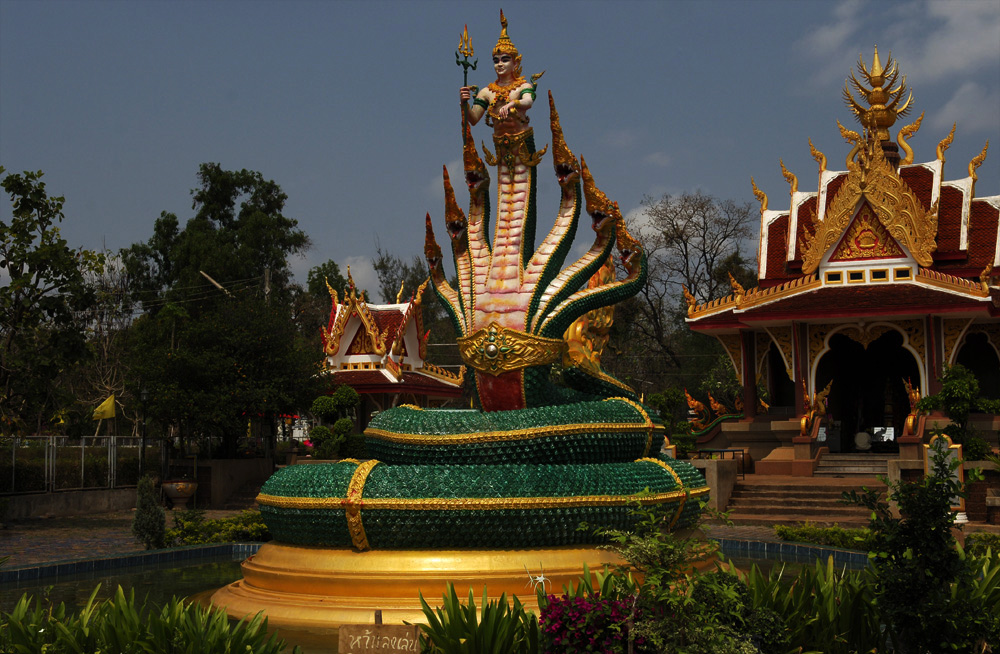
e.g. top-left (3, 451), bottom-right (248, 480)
top-left (930, 81), bottom-right (1000, 133)
top-left (795, 0), bottom-right (866, 89)
top-left (643, 151), bottom-right (672, 167)
top-left (604, 129), bottom-right (637, 148)
top-left (343, 255), bottom-right (378, 298)
top-left (903, 1), bottom-right (1000, 82)
top-left (424, 158), bottom-right (463, 204)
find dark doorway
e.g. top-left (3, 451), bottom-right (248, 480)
top-left (766, 344), bottom-right (796, 409)
top-left (955, 332), bottom-right (1000, 401)
top-left (815, 329), bottom-right (919, 453)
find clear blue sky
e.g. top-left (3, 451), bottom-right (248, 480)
top-left (2, 0), bottom-right (997, 294)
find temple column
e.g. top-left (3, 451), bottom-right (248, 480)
top-left (740, 329), bottom-right (757, 420)
top-left (927, 316), bottom-right (943, 395)
top-left (793, 321), bottom-right (807, 414)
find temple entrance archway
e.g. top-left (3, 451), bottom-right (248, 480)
top-left (815, 329), bottom-right (920, 453)
top-left (956, 332), bottom-right (1000, 400)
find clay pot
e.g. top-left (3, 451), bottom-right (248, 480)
top-left (162, 480), bottom-right (198, 509)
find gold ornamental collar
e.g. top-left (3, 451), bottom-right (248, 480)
top-left (457, 322), bottom-right (566, 375)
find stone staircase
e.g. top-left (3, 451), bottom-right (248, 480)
top-left (814, 453), bottom-right (893, 477)
top-left (725, 478), bottom-right (885, 527)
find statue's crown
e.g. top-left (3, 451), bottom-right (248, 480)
top-left (493, 10), bottom-right (519, 59)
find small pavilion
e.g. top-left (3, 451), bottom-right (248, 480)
top-left (319, 274), bottom-right (463, 429)
top-left (685, 48), bottom-right (999, 474)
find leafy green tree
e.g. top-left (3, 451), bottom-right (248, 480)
top-left (306, 259), bottom-right (349, 299)
top-left (0, 168), bottom-right (101, 434)
top-left (123, 163), bottom-right (309, 313)
top-left (127, 290), bottom-right (320, 457)
top-left (123, 165), bottom-right (317, 456)
top-left (846, 445), bottom-right (998, 652)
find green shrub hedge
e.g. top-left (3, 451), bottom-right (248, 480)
top-left (773, 523), bottom-right (876, 551)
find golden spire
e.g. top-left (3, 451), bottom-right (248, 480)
top-left (897, 111), bottom-right (924, 165)
top-left (750, 177), bottom-right (768, 214)
top-left (325, 278), bottom-right (339, 306)
top-left (937, 123), bottom-right (956, 162)
top-left (396, 279), bottom-right (406, 304)
top-left (779, 159), bottom-right (798, 194)
top-left (809, 138), bottom-right (827, 173)
top-left (843, 46), bottom-right (913, 142)
top-left (969, 140), bottom-right (989, 193)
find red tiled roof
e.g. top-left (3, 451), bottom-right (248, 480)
top-left (899, 165), bottom-right (935, 211)
top-left (968, 199), bottom-right (999, 271)
top-left (793, 196), bottom-right (818, 261)
top-left (765, 214), bottom-right (791, 280)
top-left (936, 185), bottom-right (964, 253)
top-left (823, 174), bottom-right (847, 214)
top-left (369, 308), bottom-right (406, 340)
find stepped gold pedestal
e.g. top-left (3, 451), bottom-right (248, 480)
top-left (211, 542), bottom-right (624, 630)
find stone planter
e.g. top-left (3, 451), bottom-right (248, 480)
top-left (161, 480), bottom-right (198, 510)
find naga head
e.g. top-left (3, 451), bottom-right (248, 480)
top-left (424, 213), bottom-right (443, 273)
top-left (581, 157), bottom-right (620, 237)
top-left (442, 166), bottom-right (469, 246)
top-left (462, 103), bottom-right (489, 195)
top-left (549, 91), bottom-right (580, 188)
top-left (615, 220), bottom-right (643, 275)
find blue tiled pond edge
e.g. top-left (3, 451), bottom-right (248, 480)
top-left (714, 538), bottom-right (869, 569)
top-left (0, 543), bottom-right (263, 584)
top-left (1, 538), bottom-right (869, 584)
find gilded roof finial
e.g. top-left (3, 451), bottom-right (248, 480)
top-left (837, 119), bottom-right (862, 166)
top-left (843, 46), bottom-right (913, 142)
top-left (325, 277), bottom-right (339, 306)
top-left (682, 285), bottom-right (697, 315)
top-left (808, 138), bottom-right (827, 173)
top-left (396, 279), bottom-right (406, 304)
top-left (897, 111), bottom-right (924, 165)
top-left (750, 177), bottom-right (768, 214)
top-left (936, 123), bottom-right (956, 162)
top-left (779, 159), bottom-right (798, 194)
top-left (969, 140), bottom-right (988, 182)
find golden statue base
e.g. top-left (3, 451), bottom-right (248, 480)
top-left (210, 542), bottom-right (625, 630)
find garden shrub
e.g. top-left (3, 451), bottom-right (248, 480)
top-left (773, 523), bottom-right (875, 551)
top-left (540, 592), bottom-right (636, 653)
top-left (0, 585), bottom-right (301, 653)
top-left (845, 444), bottom-right (999, 652)
top-left (418, 583), bottom-right (539, 654)
top-left (164, 509), bottom-right (270, 546)
top-left (967, 532), bottom-right (1000, 558)
top-left (131, 475), bottom-right (166, 549)
top-left (340, 433), bottom-right (369, 459)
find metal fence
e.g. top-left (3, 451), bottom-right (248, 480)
top-left (0, 435), bottom-right (161, 495)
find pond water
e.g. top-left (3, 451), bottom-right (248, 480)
top-left (0, 556), bottom-right (243, 614)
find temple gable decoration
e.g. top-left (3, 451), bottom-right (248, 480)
top-left (801, 134), bottom-right (938, 274)
top-left (828, 200), bottom-right (905, 263)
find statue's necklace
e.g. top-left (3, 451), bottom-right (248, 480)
top-left (488, 77), bottom-right (527, 107)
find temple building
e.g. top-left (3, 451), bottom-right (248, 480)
top-left (319, 274), bottom-right (463, 428)
top-left (685, 48), bottom-right (999, 475)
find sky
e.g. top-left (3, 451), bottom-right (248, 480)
top-left (2, 0), bottom-right (998, 296)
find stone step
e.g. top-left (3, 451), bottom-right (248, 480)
top-left (814, 466), bottom-right (887, 473)
top-left (725, 513), bottom-right (870, 528)
top-left (726, 505), bottom-right (868, 517)
top-left (728, 496), bottom-right (867, 508)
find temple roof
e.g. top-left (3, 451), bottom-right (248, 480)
top-left (319, 272), bottom-right (463, 394)
top-left (689, 49), bottom-right (999, 329)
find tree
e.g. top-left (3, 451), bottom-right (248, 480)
top-left (123, 163), bottom-right (310, 314)
top-left (123, 164), bottom-right (317, 456)
top-left (0, 168), bottom-right (101, 434)
top-left (602, 192), bottom-right (755, 398)
top-left (127, 293), bottom-right (321, 457)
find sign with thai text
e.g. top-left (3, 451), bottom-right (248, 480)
top-left (338, 625), bottom-right (421, 653)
